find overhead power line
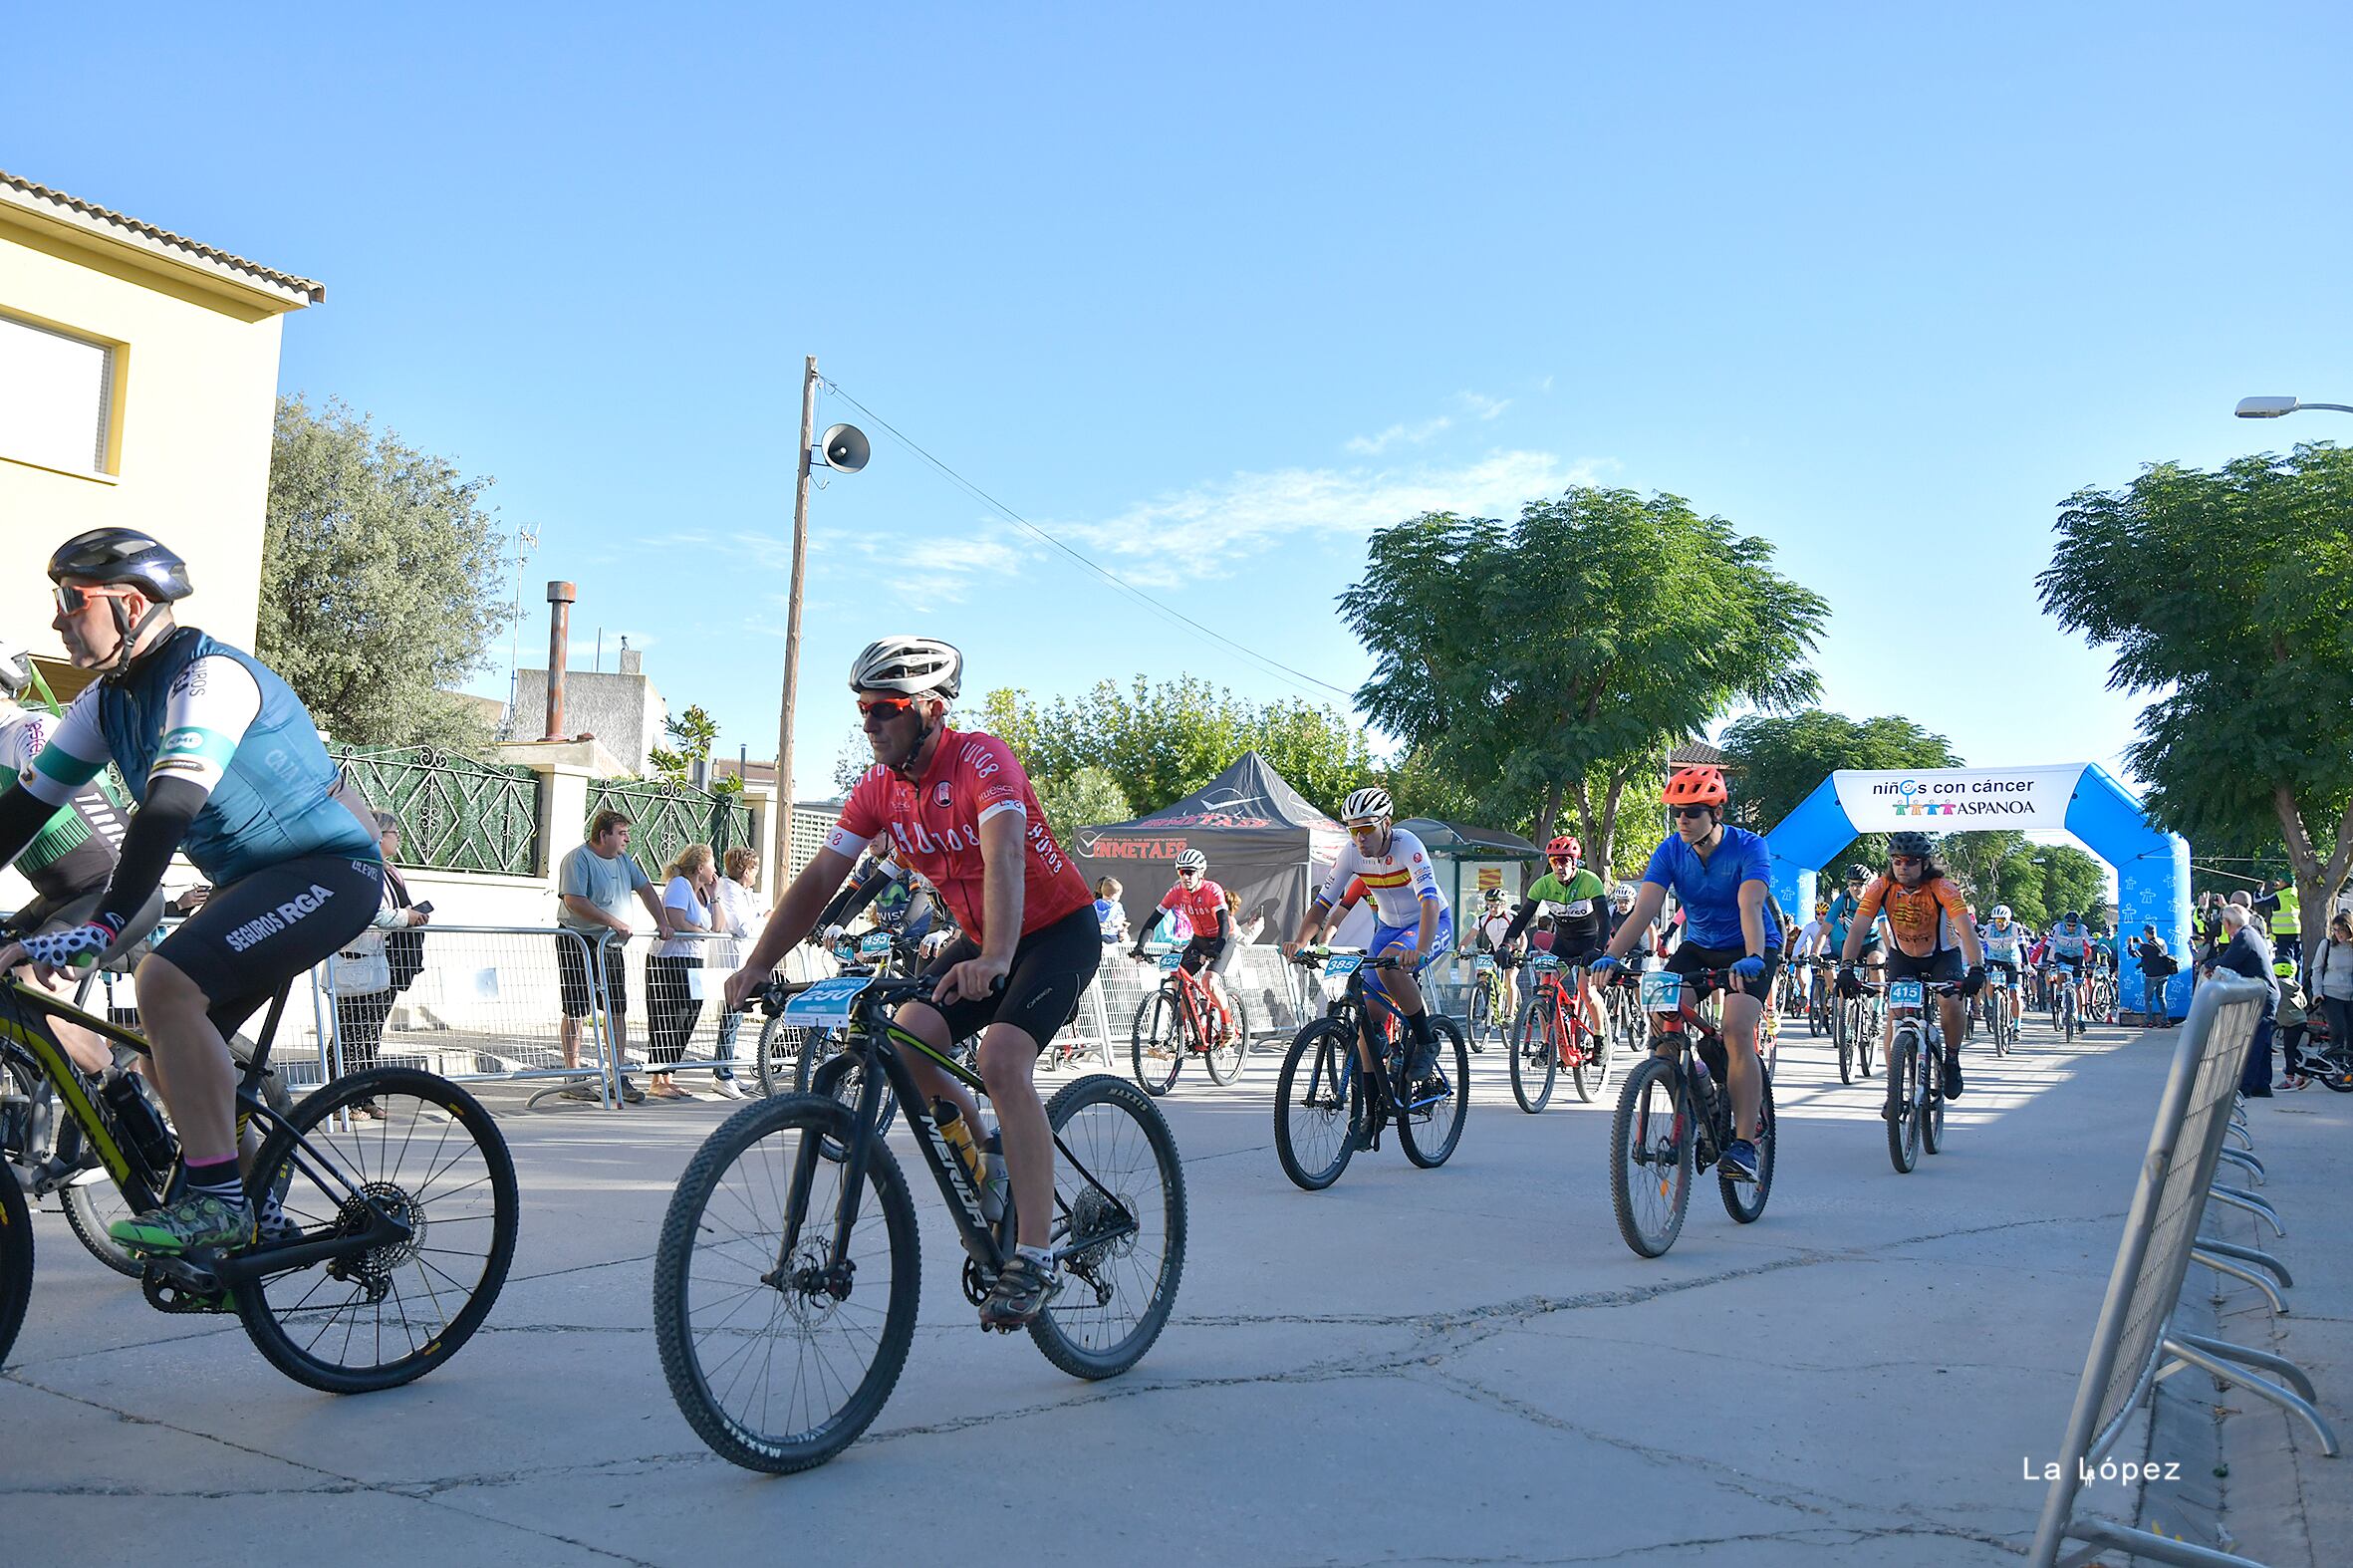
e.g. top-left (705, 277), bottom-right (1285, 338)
top-left (821, 379), bottom-right (1358, 704)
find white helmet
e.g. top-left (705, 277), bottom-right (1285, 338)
top-left (1341, 786), bottom-right (1393, 824)
top-left (1990, 904), bottom-right (2012, 920)
top-left (1174, 849), bottom-right (1207, 873)
top-left (848, 636), bottom-right (961, 699)
top-left (1610, 881), bottom-right (1637, 910)
top-left (0, 641), bottom-right (31, 701)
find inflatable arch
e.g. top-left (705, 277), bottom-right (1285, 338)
top-left (1762, 764), bottom-right (2193, 1017)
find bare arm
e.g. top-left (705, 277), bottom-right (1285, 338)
top-left (562, 893), bottom-right (631, 934)
top-left (1737, 881), bottom-right (1768, 958)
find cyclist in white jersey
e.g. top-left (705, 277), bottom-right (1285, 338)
top-left (1283, 787), bottom-right (1452, 1111)
top-left (1979, 904), bottom-right (2029, 1034)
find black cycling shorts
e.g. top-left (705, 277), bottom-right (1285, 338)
top-left (1884, 946), bottom-right (1964, 984)
top-left (152, 853), bottom-right (383, 1039)
top-left (1180, 933), bottom-right (1225, 974)
top-left (915, 906), bottom-right (1103, 1052)
top-left (1667, 940), bottom-right (1781, 996)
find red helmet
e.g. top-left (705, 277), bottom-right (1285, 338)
top-left (1545, 835), bottom-right (1581, 860)
top-left (1661, 765), bottom-right (1728, 808)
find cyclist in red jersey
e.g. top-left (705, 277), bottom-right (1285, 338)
top-left (723, 637), bottom-right (1097, 1329)
top-left (1130, 847), bottom-right (1237, 1028)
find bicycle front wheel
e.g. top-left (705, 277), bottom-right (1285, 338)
top-left (1507, 994), bottom-right (1557, 1114)
top-left (655, 1094), bottom-right (918, 1472)
top-left (1835, 999), bottom-right (1854, 1084)
top-left (1398, 1018), bottom-right (1468, 1169)
top-left (1274, 1021), bottom-right (1358, 1190)
top-left (1203, 992), bottom-right (1249, 1087)
top-left (1886, 1030), bottom-right (1921, 1174)
top-left (238, 1068), bottom-right (518, 1393)
top-left (0, 1154), bottom-right (30, 1367)
top-left (1611, 1056), bottom-right (1692, 1258)
top-left (1027, 1074), bottom-right (1186, 1380)
top-left (1130, 990), bottom-right (1184, 1096)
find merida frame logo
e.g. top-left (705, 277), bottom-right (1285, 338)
top-left (1871, 776), bottom-right (2042, 818)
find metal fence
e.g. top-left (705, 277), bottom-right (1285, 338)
top-left (2028, 973), bottom-right (2340, 1568)
top-left (586, 778), bottom-right (755, 879)
top-left (330, 744), bottom-right (541, 875)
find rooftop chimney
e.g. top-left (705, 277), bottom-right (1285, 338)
top-left (543, 582), bottom-right (576, 741)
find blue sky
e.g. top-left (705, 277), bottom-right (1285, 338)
top-left (11, 3), bottom-right (2349, 822)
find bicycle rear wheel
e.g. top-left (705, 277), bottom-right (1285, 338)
top-left (655, 1094), bottom-right (918, 1472)
top-left (1921, 1047), bottom-right (1947, 1156)
top-left (1720, 1064), bottom-right (1775, 1223)
top-left (1886, 1030), bottom-right (1921, 1174)
top-left (1398, 1018), bottom-right (1468, 1169)
top-left (238, 1068), bottom-right (518, 1393)
top-left (0, 1155), bottom-right (29, 1367)
top-left (1202, 992), bottom-right (1249, 1087)
top-left (1027, 1074), bottom-right (1186, 1380)
top-left (1571, 999), bottom-right (1613, 1103)
top-left (1507, 992), bottom-right (1557, 1114)
top-left (1611, 1057), bottom-right (1692, 1257)
top-left (1274, 1021), bottom-right (1358, 1190)
top-left (1130, 990), bottom-right (1185, 1096)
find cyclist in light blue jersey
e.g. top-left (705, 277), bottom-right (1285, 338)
top-left (0, 530), bottom-right (382, 1255)
top-left (1978, 904), bottom-right (2030, 1035)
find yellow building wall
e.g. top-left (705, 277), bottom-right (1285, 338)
top-left (0, 209), bottom-right (294, 658)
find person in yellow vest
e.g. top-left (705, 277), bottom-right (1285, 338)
top-left (2257, 876), bottom-right (2301, 967)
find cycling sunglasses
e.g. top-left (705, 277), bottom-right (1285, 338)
top-left (1890, 855), bottom-right (1924, 867)
top-left (1176, 867), bottom-right (1203, 879)
top-left (1670, 805), bottom-right (1712, 820)
top-left (52, 582), bottom-right (140, 616)
top-left (856, 694), bottom-right (918, 717)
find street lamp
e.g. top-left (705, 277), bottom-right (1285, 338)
top-left (2235, 394), bottom-right (2353, 417)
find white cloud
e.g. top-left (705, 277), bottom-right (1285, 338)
top-left (1536, 374), bottom-right (1555, 393)
top-left (1344, 415), bottom-right (1452, 455)
top-left (1458, 391), bottom-right (1512, 420)
top-left (1055, 448), bottom-right (1611, 586)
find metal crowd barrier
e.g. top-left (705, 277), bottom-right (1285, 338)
top-left (2028, 973), bottom-right (2340, 1568)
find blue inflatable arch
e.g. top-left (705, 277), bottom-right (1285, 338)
top-left (1762, 763), bottom-right (2193, 1017)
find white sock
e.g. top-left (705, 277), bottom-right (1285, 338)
top-left (1017, 1244), bottom-right (1055, 1272)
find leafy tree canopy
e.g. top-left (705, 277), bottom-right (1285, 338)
top-left (1718, 708), bottom-right (1961, 873)
top-left (1341, 486), bottom-right (1827, 872)
top-left (2040, 442), bottom-right (2353, 922)
top-left (649, 704), bottom-right (743, 796)
top-left (262, 396), bottom-right (513, 750)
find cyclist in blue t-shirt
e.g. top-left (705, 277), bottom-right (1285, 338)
top-left (1590, 765), bottom-right (1776, 1182)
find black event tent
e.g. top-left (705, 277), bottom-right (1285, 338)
top-left (1071, 753), bottom-right (1349, 942)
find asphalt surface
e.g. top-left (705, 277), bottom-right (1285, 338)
top-left (3, 1009), bottom-right (2336, 1566)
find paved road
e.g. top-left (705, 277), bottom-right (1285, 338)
top-left (0, 1015), bottom-right (2280, 1565)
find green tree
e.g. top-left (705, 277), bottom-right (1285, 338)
top-left (1341, 486), bottom-right (1828, 871)
top-left (648, 704), bottom-right (743, 797)
top-left (261, 395), bottom-right (513, 748)
top-left (2040, 443), bottom-right (2353, 932)
top-left (1034, 766), bottom-right (1134, 846)
top-left (976, 678), bottom-right (1374, 820)
top-left (1718, 709), bottom-right (1961, 873)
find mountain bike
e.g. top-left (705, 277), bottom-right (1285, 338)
top-left (1508, 952), bottom-right (1611, 1112)
top-left (1130, 944), bottom-right (1248, 1093)
top-left (1981, 961), bottom-right (2016, 1057)
top-left (2283, 1015), bottom-right (2353, 1092)
top-left (1273, 948), bottom-right (1468, 1189)
top-left (654, 971), bottom-right (1185, 1472)
top-left (0, 974), bottom-right (516, 1384)
top-left (2088, 965), bottom-right (2117, 1025)
top-left (1607, 966), bottom-right (1777, 1258)
top-left (1884, 977), bottom-right (1960, 1174)
top-left (1465, 951), bottom-right (1508, 1053)
top-left (2044, 961), bottom-right (2081, 1041)
top-left (1834, 974), bottom-right (1881, 1085)
top-left (1806, 958), bottom-right (1833, 1038)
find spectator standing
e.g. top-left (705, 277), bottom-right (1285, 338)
top-left (555, 809), bottom-right (662, 1105)
top-left (2126, 923), bottom-right (2176, 1025)
top-left (2210, 904), bottom-right (2280, 1096)
top-left (648, 843), bottom-right (717, 1100)
top-left (2305, 911), bottom-right (2353, 1071)
top-left (2254, 876), bottom-right (2302, 968)
top-left (1207, 887), bottom-right (1263, 1024)
top-left (1093, 878), bottom-right (1129, 945)
top-left (706, 846), bottom-right (766, 1099)
top-left (334, 813), bottom-right (431, 1117)
top-left (2274, 960), bottom-right (2312, 1089)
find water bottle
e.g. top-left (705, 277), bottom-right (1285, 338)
top-left (102, 1070), bottom-right (174, 1182)
top-left (977, 1128), bottom-right (1008, 1224)
top-left (930, 1100), bottom-right (998, 1218)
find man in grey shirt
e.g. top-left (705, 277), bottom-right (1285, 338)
top-left (557, 808), bottom-right (665, 1104)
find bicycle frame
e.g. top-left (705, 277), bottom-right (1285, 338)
top-left (1297, 951), bottom-right (1444, 1121)
top-left (784, 980), bottom-right (1138, 1288)
top-left (1528, 957), bottom-right (1596, 1069)
top-left (1625, 968), bottom-right (1741, 1165)
top-left (0, 979), bottom-right (413, 1290)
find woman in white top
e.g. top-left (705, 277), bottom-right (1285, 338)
top-left (648, 843), bottom-right (717, 1100)
top-left (706, 845), bottom-right (768, 1098)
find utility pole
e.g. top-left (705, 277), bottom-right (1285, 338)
top-left (772, 355), bottom-right (819, 879)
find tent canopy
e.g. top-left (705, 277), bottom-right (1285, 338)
top-left (1396, 818), bottom-right (1543, 859)
top-left (1071, 752), bottom-right (1346, 941)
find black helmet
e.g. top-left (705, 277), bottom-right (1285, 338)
top-left (2063, 910), bottom-right (2081, 924)
top-left (1887, 831), bottom-right (1935, 861)
top-left (1846, 863), bottom-right (1871, 883)
top-left (49, 528), bottom-right (193, 602)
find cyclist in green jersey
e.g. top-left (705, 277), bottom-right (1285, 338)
top-left (1498, 835), bottom-right (1609, 1041)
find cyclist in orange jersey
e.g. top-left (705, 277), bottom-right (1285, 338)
top-left (1836, 831), bottom-right (1985, 1101)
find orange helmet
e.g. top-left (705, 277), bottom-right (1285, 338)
top-left (1661, 765), bottom-right (1728, 808)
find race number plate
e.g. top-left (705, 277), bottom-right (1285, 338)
top-left (1530, 953), bottom-right (1562, 973)
top-left (1158, 951), bottom-right (1183, 971)
top-left (1640, 970), bottom-right (1684, 1011)
top-left (860, 931), bottom-right (893, 957)
top-left (1989, 969), bottom-right (2010, 988)
top-left (1323, 952), bottom-right (1365, 978)
top-left (1889, 978), bottom-right (1926, 1009)
top-left (783, 973), bottom-right (876, 1027)
top-left (1473, 955), bottom-right (1496, 973)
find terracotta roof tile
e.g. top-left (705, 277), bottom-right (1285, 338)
top-left (0, 170), bottom-right (323, 304)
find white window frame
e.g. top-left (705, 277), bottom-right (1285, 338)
top-left (0, 311), bottom-right (121, 480)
